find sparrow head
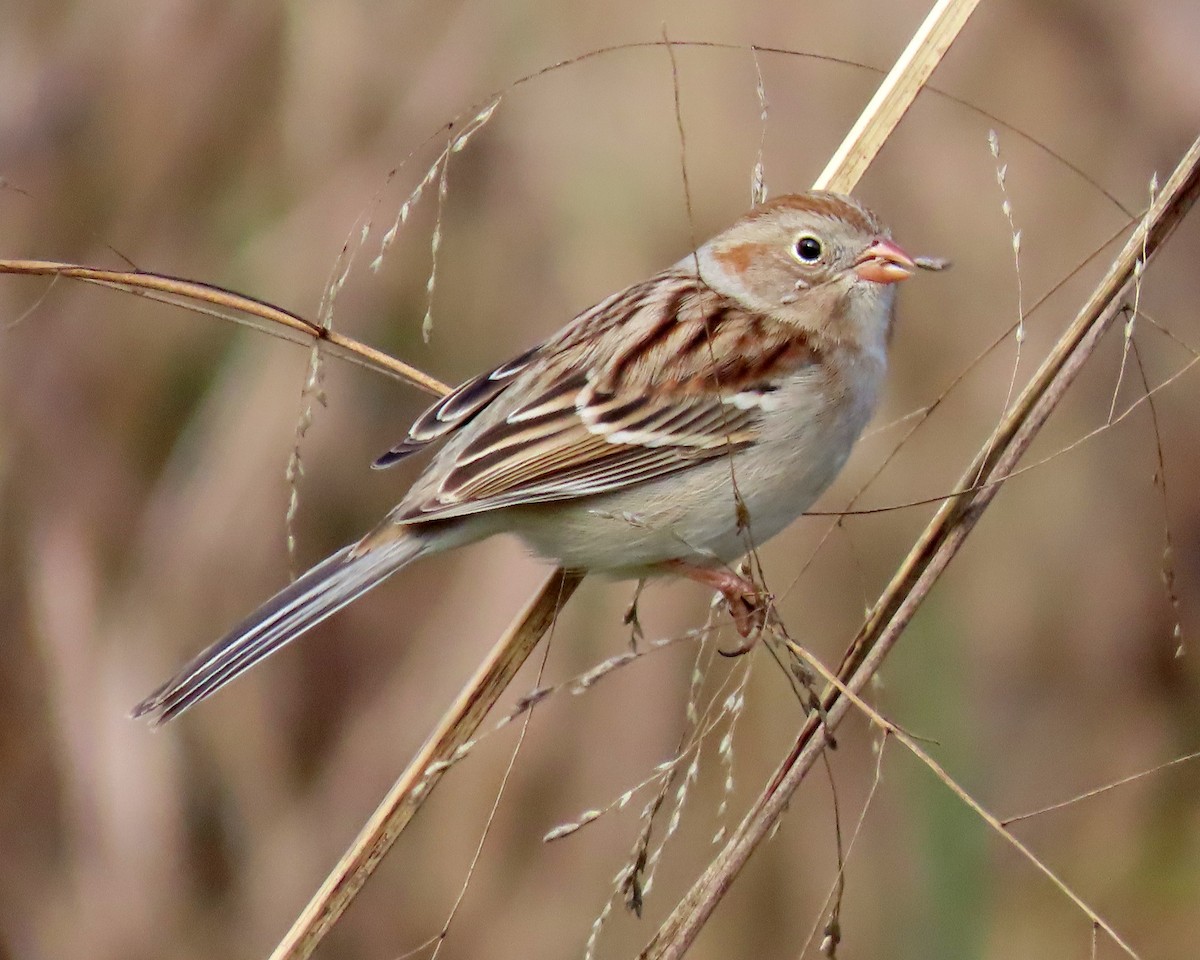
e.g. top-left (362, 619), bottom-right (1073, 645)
top-left (698, 191), bottom-right (916, 346)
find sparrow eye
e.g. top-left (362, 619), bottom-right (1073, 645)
top-left (793, 234), bottom-right (823, 263)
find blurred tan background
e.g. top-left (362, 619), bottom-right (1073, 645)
top-left (3, 1), bottom-right (1200, 958)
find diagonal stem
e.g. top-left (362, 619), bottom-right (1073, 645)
top-left (268, 568), bottom-right (582, 960)
top-left (0, 260), bottom-right (449, 394)
top-left (639, 133), bottom-right (1200, 960)
top-left (813, 0), bottom-right (982, 194)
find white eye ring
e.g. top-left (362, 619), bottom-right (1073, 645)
top-left (793, 234), bottom-right (823, 263)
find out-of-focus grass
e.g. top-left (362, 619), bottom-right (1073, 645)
top-left (2, 2), bottom-right (1199, 959)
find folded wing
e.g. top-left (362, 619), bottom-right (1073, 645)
top-left (370, 270), bottom-right (822, 525)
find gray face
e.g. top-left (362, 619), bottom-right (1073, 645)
top-left (699, 193), bottom-right (897, 345)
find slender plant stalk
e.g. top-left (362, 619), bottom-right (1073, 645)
top-left (267, 568), bottom-right (583, 960)
top-left (639, 133), bottom-right (1200, 960)
top-left (788, 641), bottom-right (1140, 957)
top-left (813, 0), bottom-right (982, 193)
top-left (0, 260), bottom-right (448, 394)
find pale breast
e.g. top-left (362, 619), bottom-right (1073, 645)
top-left (507, 347), bottom-right (886, 574)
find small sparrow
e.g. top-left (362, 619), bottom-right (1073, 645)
top-left (134, 191), bottom-right (921, 724)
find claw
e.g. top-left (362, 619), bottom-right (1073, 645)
top-left (664, 560), bottom-right (769, 649)
top-left (623, 579), bottom-right (646, 652)
top-left (718, 591), bottom-right (769, 655)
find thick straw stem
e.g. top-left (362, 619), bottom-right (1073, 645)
top-left (267, 569), bottom-right (583, 960)
top-left (813, 0), bottom-right (981, 193)
top-left (639, 134), bottom-right (1200, 960)
top-left (267, 2), bottom-right (982, 958)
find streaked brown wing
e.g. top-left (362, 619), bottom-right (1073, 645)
top-left (381, 268), bottom-right (820, 524)
top-left (391, 372), bottom-right (760, 522)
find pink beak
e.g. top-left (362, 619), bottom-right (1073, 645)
top-left (854, 238), bottom-right (916, 284)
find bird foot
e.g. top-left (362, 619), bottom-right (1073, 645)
top-left (664, 561), bottom-right (770, 651)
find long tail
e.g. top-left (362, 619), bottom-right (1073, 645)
top-left (132, 534), bottom-right (426, 725)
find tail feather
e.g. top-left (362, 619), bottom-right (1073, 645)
top-left (133, 535), bottom-right (425, 725)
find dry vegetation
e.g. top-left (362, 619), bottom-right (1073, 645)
top-left (2, 2), bottom-right (1200, 960)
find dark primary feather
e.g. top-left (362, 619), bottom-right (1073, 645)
top-left (132, 536), bottom-right (425, 724)
top-left (372, 345), bottom-right (541, 468)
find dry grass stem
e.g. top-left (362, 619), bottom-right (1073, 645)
top-left (1126, 337), bottom-right (1186, 657)
top-left (0, 259), bottom-right (449, 394)
top-left (799, 731), bottom-right (889, 958)
top-left (267, 567), bottom-right (582, 960)
top-left (812, 0), bottom-right (984, 194)
top-left (639, 133), bottom-right (1200, 960)
top-left (750, 45), bottom-right (770, 205)
top-left (784, 638), bottom-right (1141, 958)
top-left (986, 129), bottom-right (1027, 428)
top-left (285, 344), bottom-right (328, 577)
top-left (1108, 175), bottom-right (1158, 422)
top-left (1001, 747), bottom-right (1200, 827)
top-left (423, 639), bottom-right (554, 960)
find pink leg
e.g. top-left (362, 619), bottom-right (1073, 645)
top-left (664, 560), bottom-right (768, 648)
